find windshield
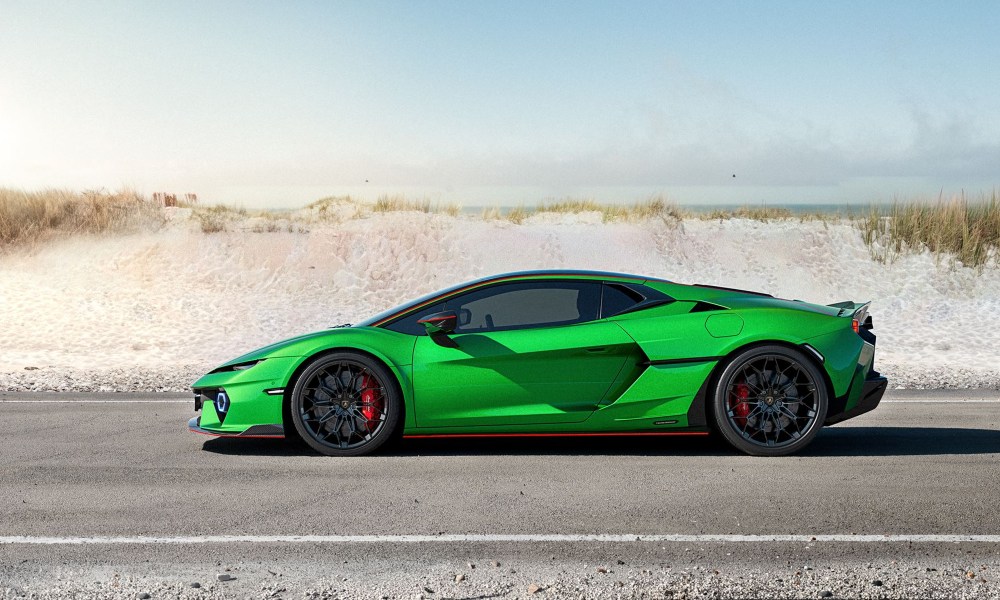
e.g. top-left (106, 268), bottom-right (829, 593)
top-left (354, 277), bottom-right (491, 327)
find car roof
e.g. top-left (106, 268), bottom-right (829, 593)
top-left (474, 269), bottom-right (669, 283)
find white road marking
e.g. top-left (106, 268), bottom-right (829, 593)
top-left (1, 534), bottom-right (1000, 545)
top-left (2, 399), bottom-right (997, 404)
top-left (885, 400), bottom-right (1000, 404)
top-left (0, 400), bottom-right (190, 403)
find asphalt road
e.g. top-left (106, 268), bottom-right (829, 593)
top-left (2, 389), bottom-right (999, 598)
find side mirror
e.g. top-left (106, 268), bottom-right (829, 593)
top-left (418, 310), bottom-right (458, 335)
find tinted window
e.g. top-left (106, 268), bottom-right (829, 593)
top-left (601, 283), bottom-right (643, 317)
top-left (382, 281), bottom-right (605, 335)
top-left (453, 281), bottom-right (601, 333)
top-left (383, 302), bottom-right (446, 335)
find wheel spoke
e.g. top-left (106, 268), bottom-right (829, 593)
top-left (778, 406), bottom-right (801, 432)
top-left (775, 359), bottom-right (795, 382)
top-left (305, 393), bottom-right (334, 407)
top-left (317, 407), bottom-right (339, 425)
top-left (317, 368), bottom-right (340, 395)
top-left (350, 409), bottom-right (371, 434)
top-left (770, 413), bottom-right (784, 438)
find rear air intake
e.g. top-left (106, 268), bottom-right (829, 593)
top-left (690, 301), bottom-right (727, 313)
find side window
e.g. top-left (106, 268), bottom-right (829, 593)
top-left (601, 283), bottom-right (644, 317)
top-left (452, 281), bottom-right (601, 333)
top-left (383, 302), bottom-right (445, 335)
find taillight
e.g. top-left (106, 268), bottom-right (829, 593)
top-left (852, 319), bottom-right (860, 333)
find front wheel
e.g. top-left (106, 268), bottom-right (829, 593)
top-left (710, 345), bottom-right (828, 456)
top-left (290, 352), bottom-right (401, 456)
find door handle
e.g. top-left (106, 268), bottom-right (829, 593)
top-left (585, 347), bottom-right (609, 354)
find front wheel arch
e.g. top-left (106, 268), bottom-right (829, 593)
top-left (281, 347), bottom-right (405, 444)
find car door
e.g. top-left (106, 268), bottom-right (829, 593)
top-left (410, 280), bottom-right (638, 428)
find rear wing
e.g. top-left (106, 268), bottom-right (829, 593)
top-left (828, 301), bottom-right (872, 331)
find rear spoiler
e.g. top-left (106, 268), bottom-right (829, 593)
top-left (828, 301), bottom-right (872, 329)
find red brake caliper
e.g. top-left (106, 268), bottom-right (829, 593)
top-left (359, 374), bottom-right (382, 429)
top-left (730, 382), bottom-right (750, 427)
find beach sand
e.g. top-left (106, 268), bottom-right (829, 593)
top-left (1, 208), bottom-right (997, 391)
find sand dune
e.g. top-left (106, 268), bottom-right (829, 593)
top-left (1, 209), bottom-right (997, 391)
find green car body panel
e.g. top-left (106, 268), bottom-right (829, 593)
top-left (190, 270), bottom-right (884, 442)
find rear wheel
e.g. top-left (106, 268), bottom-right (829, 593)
top-left (290, 352), bottom-right (401, 456)
top-left (711, 345), bottom-right (828, 456)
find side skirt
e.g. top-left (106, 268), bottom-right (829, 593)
top-left (403, 431), bottom-right (709, 440)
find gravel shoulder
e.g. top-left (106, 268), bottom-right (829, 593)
top-left (4, 541), bottom-right (1000, 599)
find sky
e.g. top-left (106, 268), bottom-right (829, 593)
top-left (1, 1), bottom-right (998, 208)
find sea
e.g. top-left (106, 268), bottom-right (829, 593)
top-left (460, 203), bottom-right (877, 216)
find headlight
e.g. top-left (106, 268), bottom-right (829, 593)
top-left (215, 390), bottom-right (230, 415)
top-left (209, 359), bottom-right (263, 374)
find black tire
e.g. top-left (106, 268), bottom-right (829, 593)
top-left (290, 352), bottom-right (401, 457)
top-left (710, 345), bottom-right (828, 456)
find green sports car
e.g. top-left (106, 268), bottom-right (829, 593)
top-left (189, 270), bottom-right (887, 456)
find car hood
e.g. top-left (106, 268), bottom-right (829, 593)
top-left (217, 327), bottom-right (355, 367)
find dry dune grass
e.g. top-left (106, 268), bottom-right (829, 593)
top-left (2, 188), bottom-right (999, 267)
top-left (372, 194), bottom-right (461, 216)
top-left (306, 195), bottom-right (460, 221)
top-left (482, 196), bottom-right (684, 224)
top-left (859, 193), bottom-right (1000, 267)
top-left (700, 206), bottom-right (795, 222)
top-left (190, 204), bottom-right (314, 234)
top-left (536, 196), bottom-right (684, 223)
top-left (190, 203), bottom-right (247, 233)
top-left (0, 188), bottom-right (161, 247)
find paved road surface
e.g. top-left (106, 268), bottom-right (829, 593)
top-left (1, 389), bottom-right (999, 598)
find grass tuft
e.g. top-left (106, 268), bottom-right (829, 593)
top-left (857, 193), bottom-right (1000, 267)
top-left (506, 206), bottom-right (531, 224)
top-left (530, 196), bottom-right (684, 223)
top-left (0, 188), bottom-right (162, 247)
top-left (699, 205), bottom-right (794, 222)
top-left (191, 204), bottom-right (247, 233)
top-left (370, 194), bottom-right (460, 216)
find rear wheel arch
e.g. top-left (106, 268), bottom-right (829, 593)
top-left (701, 340), bottom-right (835, 430)
top-left (705, 342), bottom-right (831, 455)
top-left (281, 347), bottom-right (406, 442)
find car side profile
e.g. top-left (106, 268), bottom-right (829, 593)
top-left (189, 270), bottom-right (887, 456)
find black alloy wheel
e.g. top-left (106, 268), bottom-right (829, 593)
top-left (711, 345), bottom-right (828, 456)
top-left (290, 352), bottom-right (401, 456)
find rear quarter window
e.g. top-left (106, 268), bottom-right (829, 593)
top-left (601, 283), bottom-right (644, 317)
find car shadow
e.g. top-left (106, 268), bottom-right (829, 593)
top-left (803, 426), bottom-right (1000, 457)
top-left (199, 435), bottom-right (725, 457)
top-left (200, 437), bottom-right (309, 457)
top-left (200, 426), bottom-right (1000, 458)
top-left (390, 435), bottom-right (727, 457)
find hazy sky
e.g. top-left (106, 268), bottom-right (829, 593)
top-left (1, 1), bottom-right (998, 207)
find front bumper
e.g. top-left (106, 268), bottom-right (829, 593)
top-left (189, 355), bottom-right (301, 437)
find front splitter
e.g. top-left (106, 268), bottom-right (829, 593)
top-left (187, 417), bottom-right (285, 439)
